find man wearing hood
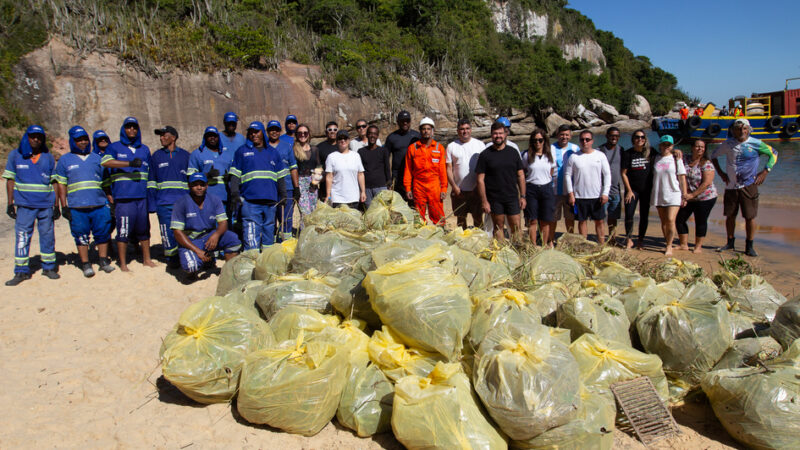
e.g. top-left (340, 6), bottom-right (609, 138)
top-left (228, 121), bottom-right (287, 250)
top-left (279, 114), bottom-right (298, 146)
top-left (188, 126), bottom-right (234, 210)
top-left (220, 111), bottom-right (246, 153)
top-left (3, 125), bottom-right (60, 285)
top-left (54, 126), bottom-right (115, 277)
top-left (265, 120), bottom-right (299, 241)
top-left (148, 125), bottom-right (190, 266)
top-left (101, 116), bottom-right (155, 271)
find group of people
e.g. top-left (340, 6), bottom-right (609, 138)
top-left (3, 109), bottom-right (777, 286)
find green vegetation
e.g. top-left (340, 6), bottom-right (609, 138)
top-left (1, 0), bottom-right (687, 139)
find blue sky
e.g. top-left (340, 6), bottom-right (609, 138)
top-left (567, 0), bottom-right (800, 106)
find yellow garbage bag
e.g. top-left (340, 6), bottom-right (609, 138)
top-left (569, 333), bottom-right (669, 403)
top-left (770, 296), bottom-right (800, 349)
top-left (474, 322), bottom-right (581, 440)
top-left (291, 226), bottom-right (379, 276)
top-left (223, 279), bottom-right (267, 312)
top-left (253, 238), bottom-right (297, 281)
top-left (723, 274), bottom-right (786, 322)
top-left (363, 189), bottom-right (416, 231)
top-left (444, 227), bottom-right (493, 254)
top-left (701, 340), bottom-right (800, 450)
top-left (467, 288), bottom-right (541, 352)
top-left (159, 296), bottom-right (274, 404)
top-left (303, 201), bottom-right (364, 232)
top-left (255, 269), bottom-right (339, 319)
top-left (364, 246), bottom-right (471, 360)
top-left (528, 249), bottom-right (585, 289)
top-left (367, 326), bottom-right (444, 382)
top-left (267, 305), bottom-right (340, 342)
top-left (593, 261), bottom-right (641, 291)
top-left (315, 319), bottom-right (371, 355)
top-left (479, 240), bottom-right (522, 271)
top-left (215, 249), bottom-right (259, 295)
top-left (448, 246), bottom-right (511, 293)
top-left (371, 238), bottom-right (447, 267)
top-left (330, 272), bottom-right (383, 329)
top-left (618, 277), bottom-right (683, 323)
top-left (557, 295), bottom-right (631, 346)
top-left (237, 333), bottom-right (348, 436)
top-left (392, 362), bottom-right (507, 449)
top-left (653, 257), bottom-right (702, 283)
top-left (525, 282), bottom-right (571, 325)
top-left (337, 351), bottom-right (394, 437)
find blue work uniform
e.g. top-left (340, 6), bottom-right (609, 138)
top-left (271, 140), bottom-right (298, 241)
top-left (101, 117), bottom-right (151, 243)
top-left (54, 128), bottom-right (112, 247)
top-left (279, 133), bottom-right (295, 146)
top-left (148, 147), bottom-right (190, 259)
top-left (3, 126), bottom-right (57, 274)
top-left (229, 124), bottom-right (288, 251)
top-left (187, 131), bottom-right (234, 203)
top-left (171, 193), bottom-right (241, 273)
top-left (219, 132), bottom-right (245, 154)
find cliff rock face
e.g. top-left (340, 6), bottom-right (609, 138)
top-left (561, 39), bottom-right (606, 75)
top-left (12, 40), bottom-right (484, 145)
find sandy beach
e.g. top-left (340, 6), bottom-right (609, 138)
top-left (0, 202), bottom-right (796, 449)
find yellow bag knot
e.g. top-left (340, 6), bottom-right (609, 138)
top-left (280, 238), bottom-right (298, 254)
top-left (501, 289), bottom-right (528, 306)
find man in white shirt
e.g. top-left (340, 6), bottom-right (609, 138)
top-left (565, 130), bottom-right (611, 244)
top-left (349, 118), bottom-right (382, 152)
top-left (446, 119), bottom-right (486, 228)
top-left (551, 124), bottom-right (579, 242)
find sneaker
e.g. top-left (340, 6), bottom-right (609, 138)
top-left (98, 258), bottom-right (116, 273)
top-left (42, 269), bottom-right (61, 280)
top-left (81, 263), bottom-right (95, 278)
top-left (5, 273), bottom-right (32, 286)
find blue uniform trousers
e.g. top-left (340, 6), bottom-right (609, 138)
top-left (179, 230), bottom-right (242, 273)
top-left (156, 204), bottom-right (178, 258)
top-left (14, 206), bottom-right (56, 274)
top-left (70, 205), bottom-right (112, 246)
top-left (241, 198), bottom-right (276, 251)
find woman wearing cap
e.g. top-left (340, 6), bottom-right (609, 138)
top-left (621, 130), bottom-right (655, 249)
top-left (651, 135), bottom-right (688, 255)
top-left (676, 139), bottom-right (717, 253)
top-left (324, 130), bottom-right (366, 208)
top-left (293, 124), bottom-right (321, 218)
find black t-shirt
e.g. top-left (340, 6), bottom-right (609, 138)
top-left (317, 141), bottom-right (338, 168)
top-left (384, 129), bottom-right (421, 179)
top-left (296, 145), bottom-right (320, 176)
top-left (358, 145), bottom-right (391, 188)
top-left (621, 147), bottom-right (654, 193)
top-left (475, 145), bottom-right (524, 202)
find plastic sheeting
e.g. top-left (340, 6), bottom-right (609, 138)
top-left (770, 297), bottom-right (800, 349)
top-left (215, 249), bottom-right (259, 295)
top-left (255, 269), bottom-right (339, 319)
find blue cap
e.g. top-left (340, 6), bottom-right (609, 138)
top-left (497, 116), bottom-right (511, 128)
top-left (122, 116), bottom-right (139, 127)
top-left (68, 126), bottom-right (89, 140)
top-left (285, 114), bottom-right (298, 124)
top-left (93, 130), bottom-right (109, 141)
top-left (26, 124), bottom-right (45, 136)
top-left (188, 172), bottom-right (208, 184)
top-left (266, 120), bottom-right (282, 131)
top-left (247, 121), bottom-right (265, 133)
top-left (204, 126), bottom-right (220, 136)
top-left (223, 112), bottom-right (238, 123)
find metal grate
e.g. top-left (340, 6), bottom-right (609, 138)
top-left (610, 376), bottom-right (681, 446)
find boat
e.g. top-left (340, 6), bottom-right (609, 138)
top-left (652, 78), bottom-right (800, 143)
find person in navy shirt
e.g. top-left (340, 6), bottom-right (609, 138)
top-left (101, 116), bottom-right (155, 272)
top-left (228, 121), bottom-right (287, 251)
top-left (219, 111), bottom-right (246, 154)
top-left (188, 126), bottom-right (234, 207)
top-left (4, 125), bottom-right (60, 285)
top-left (279, 114), bottom-right (298, 146)
top-left (54, 126), bottom-right (115, 277)
top-left (265, 120), bottom-right (299, 241)
top-left (148, 125), bottom-right (190, 266)
top-left (171, 173), bottom-right (241, 278)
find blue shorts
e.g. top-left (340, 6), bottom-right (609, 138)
top-left (179, 230), bottom-right (242, 273)
top-left (70, 205), bottom-right (112, 246)
top-left (115, 198), bottom-right (150, 243)
top-left (604, 193), bottom-right (622, 220)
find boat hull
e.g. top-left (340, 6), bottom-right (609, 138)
top-left (652, 115), bottom-right (800, 143)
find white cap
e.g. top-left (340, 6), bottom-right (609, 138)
top-left (419, 117), bottom-right (435, 128)
top-left (734, 118), bottom-right (750, 127)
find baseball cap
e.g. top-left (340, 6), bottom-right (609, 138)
top-left (266, 120), bottom-right (282, 131)
top-left (733, 118), bottom-right (750, 127)
top-left (285, 114), bottom-right (298, 124)
top-left (155, 125), bottom-right (179, 138)
top-left (68, 126), bottom-right (89, 140)
top-left (659, 135), bottom-right (674, 145)
top-left (247, 121), bottom-right (265, 133)
top-left (397, 110), bottom-right (411, 122)
top-left (122, 117), bottom-right (139, 128)
top-left (188, 173), bottom-right (208, 184)
top-left (26, 124), bottom-right (45, 136)
top-left (93, 130), bottom-right (109, 141)
top-left (223, 112), bottom-right (238, 123)
top-left (336, 129), bottom-right (350, 139)
top-left (203, 126), bottom-right (220, 136)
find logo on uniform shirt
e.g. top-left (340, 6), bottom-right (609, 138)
top-left (244, 152), bottom-right (254, 157)
top-left (67, 164), bottom-right (79, 171)
top-left (186, 212), bottom-right (197, 218)
top-left (203, 160), bottom-right (213, 164)
top-left (270, 161), bottom-right (276, 166)
top-left (128, 146), bottom-right (136, 151)
top-left (117, 154), bottom-right (128, 159)
top-left (16, 164), bottom-right (29, 169)
top-left (158, 162), bottom-right (169, 168)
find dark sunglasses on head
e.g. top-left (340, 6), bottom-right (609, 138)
top-left (327, 128), bottom-right (338, 132)
top-left (580, 138), bottom-right (593, 142)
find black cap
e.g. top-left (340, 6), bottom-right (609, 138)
top-left (154, 126), bottom-right (179, 139)
top-left (397, 110), bottom-right (411, 122)
top-left (336, 129), bottom-right (350, 139)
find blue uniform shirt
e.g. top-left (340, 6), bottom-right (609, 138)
top-left (269, 140), bottom-right (298, 191)
top-left (3, 150), bottom-right (56, 208)
top-left (552, 142), bottom-right (579, 196)
top-left (53, 152), bottom-right (107, 208)
top-left (170, 193), bottom-right (227, 238)
top-left (187, 147), bottom-right (234, 201)
top-left (102, 142), bottom-right (151, 200)
top-left (229, 144), bottom-right (287, 202)
top-left (148, 147), bottom-right (190, 207)
top-left (279, 134), bottom-right (295, 147)
top-left (219, 132), bottom-right (245, 154)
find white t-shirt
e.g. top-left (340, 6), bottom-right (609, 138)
top-left (564, 149), bottom-right (611, 199)
top-left (651, 154), bottom-right (686, 207)
top-left (522, 152), bottom-right (556, 185)
top-left (446, 138), bottom-right (485, 191)
top-left (325, 151), bottom-right (364, 203)
top-left (349, 137), bottom-right (382, 152)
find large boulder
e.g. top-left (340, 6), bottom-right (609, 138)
top-left (589, 98), bottom-right (622, 123)
top-left (628, 95), bottom-right (652, 121)
top-left (573, 104), bottom-right (605, 128)
top-left (545, 113), bottom-right (572, 136)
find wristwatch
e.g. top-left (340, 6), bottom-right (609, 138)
top-left (765, 167), bottom-right (771, 172)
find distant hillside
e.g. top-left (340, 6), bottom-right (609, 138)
top-left (1, 0), bottom-right (686, 139)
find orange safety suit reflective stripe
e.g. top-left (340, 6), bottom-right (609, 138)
top-left (403, 139), bottom-right (447, 224)
top-left (679, 108), bottom-right (689, 120)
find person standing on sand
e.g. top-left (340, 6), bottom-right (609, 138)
top-left (149, 126), bottom-right (190, 267)
top-left (4, 125), bottom-right (60, 286)
top-left (54, 126), bottom-right (115, 277)
top-left (565, 130), bottom-right (611, 244)
top-left (279, 114), bottom-right (298, 146)
top-left (651, 135), bottom-right (688, 256)
top-left (101, 117), bottom-right (156, 272)
top-left (404, 117), bottom-right (447, 225)
top-left (265, 120), bottom-right (300, 242)
top-left (292, 124), bottom-right (320, 219)
top-left (384, 110), bottom-right (421, 201)
top-left (220, 112), bottom-right (246, 154)
top-left (551, 124), bottom-right (579, 242)
top-left (317, 121), bottom-right (340, 200)
top-left (711, 118), bottom-right (778, 257)
top-left (358, 125), bottom-right (390, 209)
top-left (621, 130), bottom-right (655, 249)
top-left (476, 122), bottom-right (526, 241)
top-left (324, 130), bottom-right (366, 209)
top-left (522, 129), bottom-right (556, 247)
top-left (598, 126), bottom-right (623, 243)
top-left (188, 126), bottom-right (234, 221)
top-left (676, 139), bottom-right (718, 253)
top-left (350, 118), bottom-right (382, 152)
top-left (484, 117), bottom-right (521, 155)
top-left (446, 118), bottom-right (485, 229)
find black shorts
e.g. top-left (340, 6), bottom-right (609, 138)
top-left (575, 198), bottom-right (606, 221)
top-left (524, 182), bottom-right (555, 223)
top-left (489, 198), bottom-right (521, 216)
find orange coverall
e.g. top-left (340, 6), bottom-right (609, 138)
top-left (404, 139), bottom-right (447, 224)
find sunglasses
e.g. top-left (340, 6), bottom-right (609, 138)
top-left (337, 136), bottom-right (349, 141)
top-left (296, 131), bottom-right (309, 136)
top-left (356, 124), bottom-right (368, 129)
top-left (579, 138), bottom-right (593, 142)
top-left (327, 128), bottom-right (338, 132)
top-left (633, 135), bottom-right (646, 140)
top-left (532, 138), bottom-right (544, 143)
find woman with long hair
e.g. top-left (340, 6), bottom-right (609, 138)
top-left (292, 124), bottom-right (320, 219)
top-left (676, 139), bottom-right (718, 253)
top-left (620, 129), bottom-right (654, 249)
top-left (651, 135), bottom-right (688, 255)
top-left (521, 129), bottom-right (556, 247)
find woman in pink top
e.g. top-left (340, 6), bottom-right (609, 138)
top-left (676, 140), bottom-right (718, 253)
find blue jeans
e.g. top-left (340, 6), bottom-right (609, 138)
top-left (241, 198), bottom-right (276, 250)
top-left (14, 206), bottom-right (56, 274)
top-left (70, 205), bottom-right (112, 246)
top-left (156, 204), bottom-right (178, 258)
top-left (364, 186), bottom-right (386, 209)
top-left (604, 193), bottom-right (622, 221)
top-left (179, 230), bottom-right (242, 273)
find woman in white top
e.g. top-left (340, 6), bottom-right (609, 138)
top-left (522, 129), bottom-right (557, 247)
top-left (325, 130), bottom-right (366, 208)
top-left (651, 135), bottom-right (687, 255)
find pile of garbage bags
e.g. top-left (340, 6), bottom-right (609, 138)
top-left (159, 195), bottom-right (798, 448)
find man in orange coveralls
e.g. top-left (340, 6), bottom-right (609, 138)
top-left (404, 117), bottom-right (447, 225)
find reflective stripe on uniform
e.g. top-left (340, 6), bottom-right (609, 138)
top-left (66, 180), bottom-right (103, 193)
top-left (110, 172), bottom-right (148, 182)
top-left (240, 169), bottom-right (288, 184)
top-left (155, 180), bottom-right (187, 190)
top-left (14, 182), bottom-right (53, 192)
top-left (3, 169), bottom-right (16, 179)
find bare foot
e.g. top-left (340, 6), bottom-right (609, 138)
top-left (636, 240), bottom-right (644, 250)
top-left (692, 247), bottom-right (703, 254)
top-left (678, 245), bottom-right (690, 251)
top-left (142, 260), bottom-right (157, 268)
top-left (664, 246), bottom-right (673, 256)
top-left (626, 239), bottom-right (634, 249)
top-left (120, 265), bottom-right (131, 272)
